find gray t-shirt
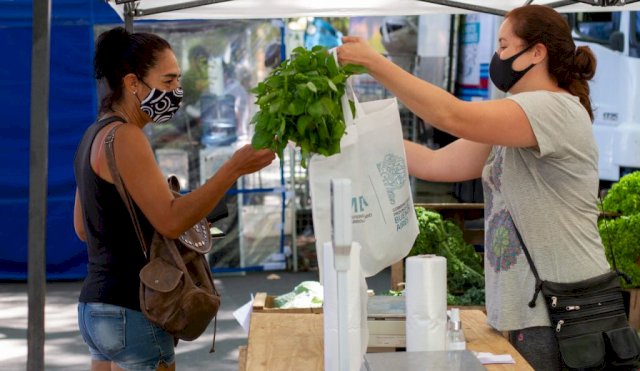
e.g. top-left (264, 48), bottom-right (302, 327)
top-left (481, 91), bottom-right (610, 331)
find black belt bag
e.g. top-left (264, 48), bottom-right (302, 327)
top-left (514, 227), bottom-right (640, 370)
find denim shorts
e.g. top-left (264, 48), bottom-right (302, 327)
top-left (77, 302), bottom-right (175, 370)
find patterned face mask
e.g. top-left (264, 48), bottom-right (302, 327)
top-left (138, 80), bottom-right (183, 123)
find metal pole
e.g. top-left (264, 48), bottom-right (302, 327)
top-left (124, 3), bottom-right (135, 32)
top-left (133, 0), bottom-right (232, 17)
top-left (545, 0), bottom-right (581, 9)
top-left (289, 148), bottom-right (298, 272)
top-left (28, 0), bottom-right (51, 370)
top-left (419, 0), bottom-right (507, 16)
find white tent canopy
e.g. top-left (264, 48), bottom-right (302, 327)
top-left (109, 0), bottom-right (640, 20)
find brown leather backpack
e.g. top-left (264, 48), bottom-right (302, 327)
top-left (104, 124), bottom-right (220, 350)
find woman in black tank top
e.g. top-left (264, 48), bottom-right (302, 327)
top-left (73, 27), bottom-right (274, 371)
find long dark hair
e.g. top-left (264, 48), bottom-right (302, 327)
top-left (506, 5), bottom-right (596, 121)
top-left (93, 27), bottom-right (171, 113)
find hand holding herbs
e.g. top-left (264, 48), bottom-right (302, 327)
top-left (250, 45), bottom-right (366, 167)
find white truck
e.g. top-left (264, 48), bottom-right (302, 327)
top-left (569, 11), bottom-right (640, 182)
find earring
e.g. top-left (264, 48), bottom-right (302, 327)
top-left (132, 90), bottom-right (137, 95)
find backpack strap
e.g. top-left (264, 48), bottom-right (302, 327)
top-left (94, 116), bottom-right (125, 175)
top-left (104, 124), bottom-right (149, 259)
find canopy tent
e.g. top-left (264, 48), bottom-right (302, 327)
top-left (17, 0), bottom-right (639, 368)
top-left (10, 0), bottom-right (636, 281)
top-left (108, 0), bottom-right (640, 21)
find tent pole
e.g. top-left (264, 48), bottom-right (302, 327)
top-left (124, 3), bottom-right (135, 32)
top-left (28, 0), bottom-right (51, 370)
top-left (545, 0), bottom-right (582, 8)
top-left (418, 0), bottom-right (507, 16)
top-left (132, 0), bottom-right (232, 17)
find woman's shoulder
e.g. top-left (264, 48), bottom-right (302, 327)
top-left (507, 90), bottom-right (585, 118)
top-left (108, 121), bottom-right (145, 138)
top-left (509, 89), bottom-right (578, 103)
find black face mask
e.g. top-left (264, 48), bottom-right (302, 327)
top-left (489, 45), bottom-right (536, 92)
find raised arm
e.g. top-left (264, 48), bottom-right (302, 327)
top-left (338, 37), bottom-right (536, 148)
top-left (102, 123), bottom-right (274, 239)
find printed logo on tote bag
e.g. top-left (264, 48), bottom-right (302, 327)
top-left (377, 153), bottom-right (413, 231)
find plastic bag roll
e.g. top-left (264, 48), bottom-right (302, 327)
top-left (322, 242), bottom-right (368, 371)
top-left (405, 254), bottom-right (448, 352)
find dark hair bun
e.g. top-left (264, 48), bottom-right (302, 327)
top-left (574, 45), bottom-right (596, 80)
top-left (94, 27), bottom-right (171, 113)
top-left (94, 27), bottom-right (130, 80)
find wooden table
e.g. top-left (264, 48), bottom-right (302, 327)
top-left (238, 305), bottom-right (533, 370)
top-left (461, 310), bottom-right (533, 370)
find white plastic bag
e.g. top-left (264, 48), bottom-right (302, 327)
top-left (309, 88), bottom-right (419, 277)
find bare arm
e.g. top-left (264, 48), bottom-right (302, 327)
top-left (405, 139), bottom-right (492, 182)
top-left (338, 37), bottom-right (536, 148)
top-left (73, 189), bottom-right (87, 242)
top-left (98, 124), bottom-right (275, 239)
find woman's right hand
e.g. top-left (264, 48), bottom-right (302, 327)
top-left (337, 36), bottom-right (384, 70)
top-left (228, 144), bottom-right (276, 176)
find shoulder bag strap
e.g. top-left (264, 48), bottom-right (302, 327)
top-left (511, 200), bottom-right (630, 308)
top-left (503, 197), bottom-right (544, 307)
top-left (104, 124), bottom-right (149, 259)
top-left (511, 223), bottom-right (544, 308)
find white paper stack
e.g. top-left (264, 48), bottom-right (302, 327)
top-left (405, 254), bottom-right (448, 352)
top-left (322, 241), bottom-right (368, 371)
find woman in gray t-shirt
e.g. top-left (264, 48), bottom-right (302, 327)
top-left (338, 4), bottom-right (609, 370)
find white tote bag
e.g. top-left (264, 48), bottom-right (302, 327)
top-left (309, 89), bottom-right (419, 277)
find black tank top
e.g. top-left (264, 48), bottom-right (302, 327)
top-left (73, 116), bottom-right (154, 311)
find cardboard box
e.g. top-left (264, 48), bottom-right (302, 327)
top-left (252, 292), bottom-right (322, 314)
top-left (368, 318), bottom-right (406, 348)
top-left (367, 295), bottom-right (406, 350)
top-left (252, 294), bottom-right (408, 349)
top-left (244, 293), bottom-right (323, 371)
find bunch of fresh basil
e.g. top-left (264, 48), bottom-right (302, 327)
top-left (250, 45), bottom-right (366, 167)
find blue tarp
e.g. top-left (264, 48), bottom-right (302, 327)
top-left (0, 0), bottom-right (120, 279)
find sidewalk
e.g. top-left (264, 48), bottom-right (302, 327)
top-left (0, 268), bottom-right (390, 370)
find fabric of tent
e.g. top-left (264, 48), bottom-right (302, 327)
top-left (108, 0), bottom-right (640, 20)
top-left (0, 0), bottom-right (120, 280)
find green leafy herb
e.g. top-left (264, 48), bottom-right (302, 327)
top-left (250, 45), bottom-right (366, 167)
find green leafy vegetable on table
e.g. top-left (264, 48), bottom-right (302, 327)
top-left (250, 45), bottom-right (366, 167)
top-left (599, 171), bottom-right (640, 289)
top-left (410, 207), bottom-right (485, 306)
